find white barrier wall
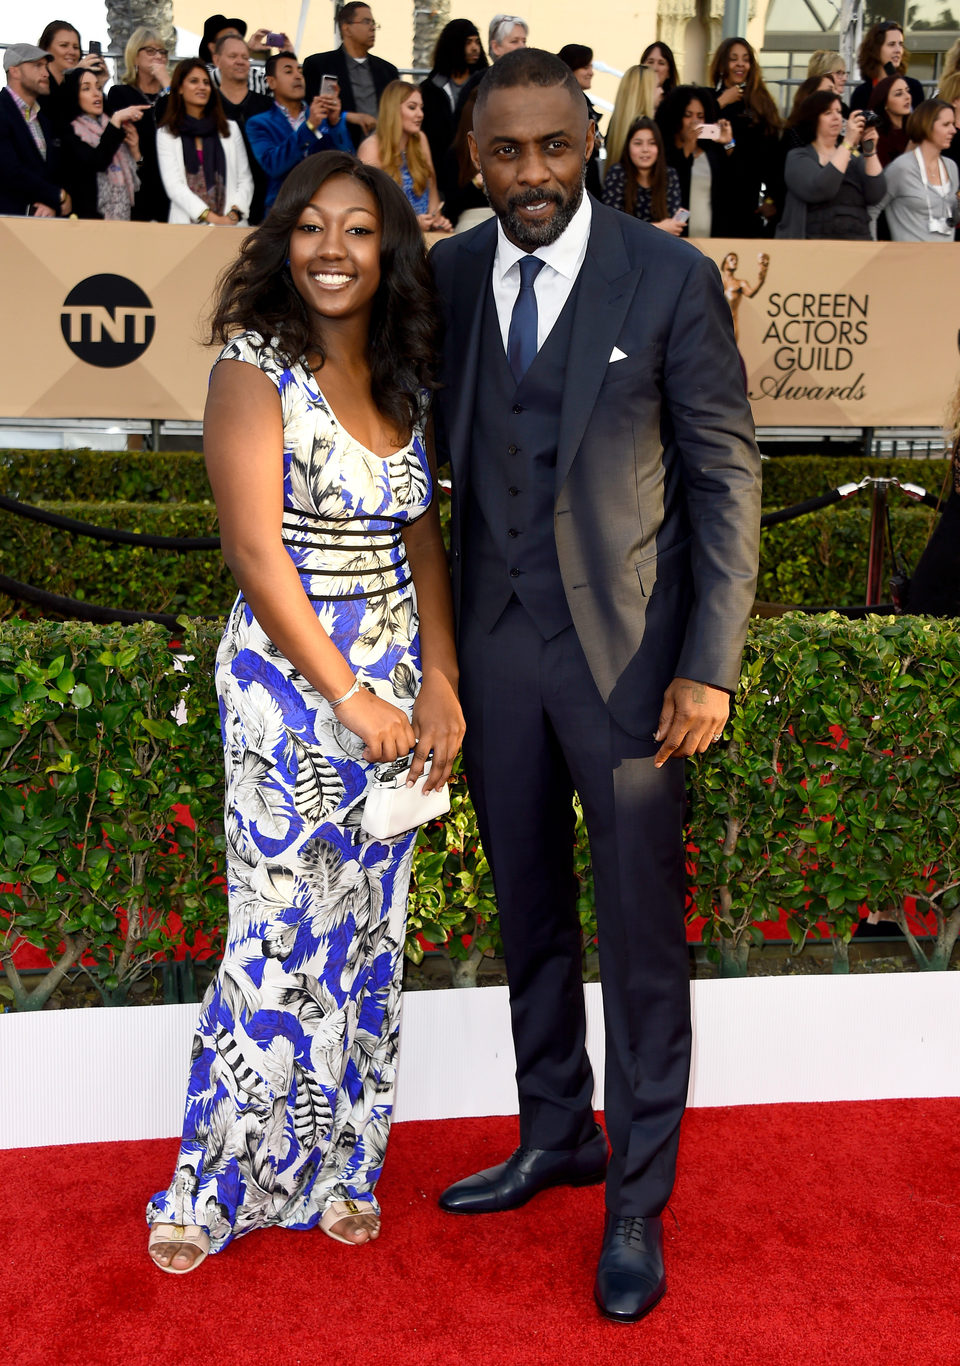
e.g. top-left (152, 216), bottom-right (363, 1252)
top-left (2, 975), bottom-right (959, 1149)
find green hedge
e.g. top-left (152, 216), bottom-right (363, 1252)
top-left (758, 506), bottom-right (935, 605)
top-left (0, 449), bottom-right (212, 504)
top-left (2, 614), bottom-right (958, 1009)
top-left (0, 502), bottom-right (230, 620)
top-left (0, 499), bottom-right (938, 619)
top-left (1, 447), bottom-right (952, 510)
top-left (759, 455), bottom-right (951, 510)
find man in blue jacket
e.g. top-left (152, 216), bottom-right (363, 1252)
top-left (247, 52), bottom-right (352, 211)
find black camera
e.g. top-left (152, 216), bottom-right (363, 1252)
top-left (860, 110), bottom-right (880, 130)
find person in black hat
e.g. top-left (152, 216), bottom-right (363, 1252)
top-left (200, 14), bottom-right (288, 96)
top-left (0, 43), bottom-right (71, 215)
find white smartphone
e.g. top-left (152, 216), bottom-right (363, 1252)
top-left (696, 123), bottom-right (723, 141)
top-left (320, 75), bottom-right (339, 99)
top-left (674, 207), bottom-right (690, 224)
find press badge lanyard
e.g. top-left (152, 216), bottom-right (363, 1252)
top-left (914, 147), bottom-right (951, 234)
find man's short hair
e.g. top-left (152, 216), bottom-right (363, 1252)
top-left (489, 14), bottom-right (528, 51)
top-left (474, 47), bottom-right (583, 120)
top-left (265, 50), bottom-right (298, 79)
top-left (214, 33), bottom-right (248, 56)
top-left (338, 2), bottom-right (370, 32)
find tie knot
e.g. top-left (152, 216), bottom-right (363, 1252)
top-left (518, 255), bottom-right (544, 289)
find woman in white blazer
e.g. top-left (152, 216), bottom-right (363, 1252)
top-left (157, 58), bottom-right (252, 225)
top-left (880, 98), bottom-right (959, 241)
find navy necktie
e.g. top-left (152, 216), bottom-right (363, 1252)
top-left (507, 254), bottom-right (545, 383)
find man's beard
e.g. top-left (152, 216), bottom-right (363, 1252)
top-left (482, 168), bottom-right (585, 249)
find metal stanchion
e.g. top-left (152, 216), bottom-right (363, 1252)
top-left (865, 480), bottom-right (887, 605)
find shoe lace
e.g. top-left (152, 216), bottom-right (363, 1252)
top-left (613, 1215), bottom-right (647, 1250)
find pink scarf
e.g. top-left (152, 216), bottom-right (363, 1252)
top-left (71, 113), bottom-right (139, 212)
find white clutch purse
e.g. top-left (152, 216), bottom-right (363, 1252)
top-left (361, 759), bottom-right (451, 840)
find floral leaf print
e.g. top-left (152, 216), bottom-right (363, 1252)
top-left (149, 331), bottom-right (429, 1255)
top-left (290, 736), bottom-right (345, 825)
top-left (391, 660), bottom-right (418, 700)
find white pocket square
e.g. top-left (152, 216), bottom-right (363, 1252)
top-left (609, 346), bottom-right (628, 363)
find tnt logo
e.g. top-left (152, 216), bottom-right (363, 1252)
top-left (60, 274), bottom-right (156, 368)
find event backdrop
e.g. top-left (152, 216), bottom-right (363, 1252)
top-left (2, 220), bottom-right (958, 426)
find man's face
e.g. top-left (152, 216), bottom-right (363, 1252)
top-left (268, 57), bottom-right (306, 103)
top-left (214, 37), bottom-right (250, 83)
top-left (9, 58), bottom-right (51, 100)
top-left (469, 83), bottom-right (593, 250)
top-left (344, 6), bottom-right (376, 52)
top-left (490, 24), bottom-right (527, 61)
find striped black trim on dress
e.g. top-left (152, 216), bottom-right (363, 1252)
top-left (291, 558), bottom-right (409, 578)
top-left (304, 573), bottom-right (413, 603)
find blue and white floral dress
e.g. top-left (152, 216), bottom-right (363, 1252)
top-left (148, 331), bottom-right (431, 1253)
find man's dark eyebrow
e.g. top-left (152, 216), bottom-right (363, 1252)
top-left (485, 128), bottom-right (572, 145)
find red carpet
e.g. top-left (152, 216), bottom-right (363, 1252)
top-left (2, 1101), bottom-right (958, 1366)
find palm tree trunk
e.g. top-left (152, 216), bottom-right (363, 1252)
top-left (105, 0), bottom-right (176, 58)
top-left (412, 1), bottom-right (450, 73)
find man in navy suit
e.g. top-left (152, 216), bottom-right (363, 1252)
top-left (0, 43), bottom-right (70, 217)
top-left (303, 3), bottom-right (398, 149)
top-left (429, 49), bottom-right (761, 1323)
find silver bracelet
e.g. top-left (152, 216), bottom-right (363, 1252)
top-left (330, 679), bottom-right (361, 709)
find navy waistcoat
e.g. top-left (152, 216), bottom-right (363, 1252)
top-left (462, 273), bottom-right (579, 638)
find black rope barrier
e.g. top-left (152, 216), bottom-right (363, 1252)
top-left (0, 573), bottom-right (184, 628)
top-left (760, 489), bottom-right (844, 527)
top-left (0, 493), bottom-right (220, 550)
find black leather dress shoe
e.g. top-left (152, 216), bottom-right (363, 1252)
top-left (438, 1126), bottom-right (608, 1213)
top-left (594, 1212), bottom-right (666, 1323)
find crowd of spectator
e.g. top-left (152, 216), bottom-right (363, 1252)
top-left (2, 10), bottom-right (959, 241)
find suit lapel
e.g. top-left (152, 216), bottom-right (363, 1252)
top-left (555, 207), bottom-right (643, 494)
top-left (445, 222), bottom-right (497, 492)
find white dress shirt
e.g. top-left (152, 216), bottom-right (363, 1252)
top-left (492, 190), bottom-right (592, 354)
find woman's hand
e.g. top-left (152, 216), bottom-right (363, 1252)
top-left (335, 688), bottom-right (417, 764)
top-left (654, 216), bottom-right (685, 235)
top-left (125, 126), bottom-right (141, 157)
top-left (718, 118), bottom-right (734, 147)
top-left (845, 111), bottom-right (865, 146)
top-left (110, 105), bottom-right (143, 129)
top-left (427, 212), bottom-right (453, 232)
top-left (717, 85), bottom-right (741, 109)
top-left (408, 671), bottom-right (465, 793)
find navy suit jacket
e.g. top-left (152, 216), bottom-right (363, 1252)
top-left (430, 202), bottom-right (762, 738)
top-left (302, 47), bottom-right (399, 148)
top-left (0, 87), bottom-right (63, 215)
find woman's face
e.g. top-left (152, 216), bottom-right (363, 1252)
top-left (644, 47), bottom-right (669, 85)
top-left (181, 67), bottom-right (212, 116)
top-left (399, 90), bottom-right (423, 137)
top-left (681, 98), bottom-right (705, 137)
top-left (288, 175), bottom-right (382, 331)
top-left (816, 99), bottom-right (843, 141)
top-left (880, 27), bottom-right (904, 69)
top-left (47, 28), bottom-right (81, 75)
top-left (573, 64), bottom-right (593, 91)
top-left (886, 78), bottom-right (912, 119)
top-left (929, 105), bottom-right (957, 151)
top-left (831, 64), bottom-right (848, 95)
top-left (628, 128), bottom-right (658, 172)
top-left (464, 33), bottom-right (482, 66)
top-left (77, 70), bottom-right (103, 117)
top-left (725, 43), bottom-right (751, 87)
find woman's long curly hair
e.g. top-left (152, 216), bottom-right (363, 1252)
top-left (857, 21), bottom-right (908, 82)
top-left (710, 36), bottom-right (781, 132)
top-left (209, 153), bottom-right (442, 438)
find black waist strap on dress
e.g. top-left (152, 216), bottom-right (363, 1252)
top-left (280, 506), bottom-right (416, 602)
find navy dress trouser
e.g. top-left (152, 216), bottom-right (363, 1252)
top-left (458, 598), bottom-right (692, 1217)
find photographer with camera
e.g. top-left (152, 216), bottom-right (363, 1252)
top-left (777, 90), bottom-right (885, 239)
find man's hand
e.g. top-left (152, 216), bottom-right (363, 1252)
top-left (308, 95), bottom-right (328, 128)
top-left (346, 110), bottom-right (377, 135)
top-left (654, 676), bottom-right (729, 767)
